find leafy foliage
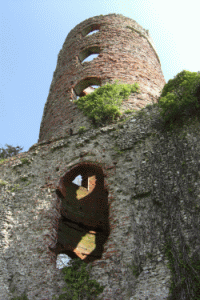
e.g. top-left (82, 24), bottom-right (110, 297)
top-left (78, 126), bottom-right (86, 134)
top-left (0, 144), bottom-right (23, 159)
top-left (158, 70), bottom-right (200, 129)
top-left (74, 80), bottom-right (140, 125)
top-left (52, 257), bottom-right (105, 300)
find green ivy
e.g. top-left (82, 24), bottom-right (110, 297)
top-left (20, 158), bottom-right (31, 165)
top-left (52, 258), bottom-right (105, 300)
top-left (0, 158), bottom-right (8, 164)
top-left (126, 259), bottom-right (143, 278)
top-left (0, 179), bottom-right (7, 186)
top-left (78, 126), bottom-right (86, 134)
top-left (158, 70), bottom-right (200, 130)
top-left (9, 184), bottom-right (21, 192)
top-left (163, 237), bottom-right (200, 299)
top-left (124, 109), bottom-right (136, 114)
top-left (74, 80), bottom-right (140, 126)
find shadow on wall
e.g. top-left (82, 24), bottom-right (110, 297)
top-left (56, 175), bottom-right (82, 268)
top-left (49, 162), bottom-right (110, 266)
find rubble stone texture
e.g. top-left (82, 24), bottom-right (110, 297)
top-left (1, 13), bottom-right (200, 300)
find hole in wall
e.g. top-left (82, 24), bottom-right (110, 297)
top-left (82, 53), bottom-right (99, 63)
top-left (86, 29), bottom-right (99, 36)
top-left (52, 163), bottom-right (110, 265)
top-left (81, 24), bottom-right (100, 37)
top-left (74, 77), bottom-right (101, 100)
top-left (79, 46), bottom-right (101, 63)
top-left (76, 85), bottom-right (99, 100)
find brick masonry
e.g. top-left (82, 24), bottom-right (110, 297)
top-left (38, 14), bottom-right (165, 143)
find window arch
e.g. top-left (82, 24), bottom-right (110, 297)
top-left (79, 46), bottom-right (101, 63)
top-left (74, 77), bottom-right (101, 98)
top-left (81, 24), bottom-right (100, 37)
top-left (50, 162), bottom-right (110, 265)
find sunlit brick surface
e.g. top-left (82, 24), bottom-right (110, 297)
top-left (38, 14), bottom-right (165, 143)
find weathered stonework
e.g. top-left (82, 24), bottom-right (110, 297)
top-left (1, 106), bottom-right (200, 299)
top-left (1, 13), bottom-right (200, 300)
top-left (38, 13), bottom-right (165, 143)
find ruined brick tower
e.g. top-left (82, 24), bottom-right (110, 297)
top-left (5, 14), bottom-right (200, 300)
top-left (38, 14), bottom-right (165, 143)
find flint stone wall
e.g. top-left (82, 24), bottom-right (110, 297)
top-left (1, 105), bottom-right (200, 300)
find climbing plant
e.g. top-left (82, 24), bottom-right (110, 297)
top-left (74, 80), bottom-right (140, 126)
top-left (147, 129), bottom-right (200, 300)
top-left (163, 236), bottom-right (200, 300)
top-left (52, 257), bottom-right (105, 300)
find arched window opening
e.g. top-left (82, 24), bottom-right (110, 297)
top-left (78, 85), bottom-right (99, 99)
top-left (81, 24), bottom-right (100, 37)
top-left (86, 29), bottom-right (99, 36)
top-left (79, 46), bottom-right (101, 63)
top-left (82, 53), bottom-right (99, 63)
top-left (74, 77), bottom-right (101, 100)
top-left (51, 163), bottom-right (110, 265)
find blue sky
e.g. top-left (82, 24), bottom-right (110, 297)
top-left (1, 0), bottom-right (200, 269)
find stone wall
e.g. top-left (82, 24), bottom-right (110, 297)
top-left (1, 14), bottom-right (200, 300)
top-left (38, 14), bottom-right (165, 143)
top-left (1, 105), bottom-right (200, 300)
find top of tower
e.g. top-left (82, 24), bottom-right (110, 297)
top-left (38, 14), bottom-right (165, 143)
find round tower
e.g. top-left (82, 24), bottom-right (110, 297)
top-left (38, 13), bottom-right (165, 143)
